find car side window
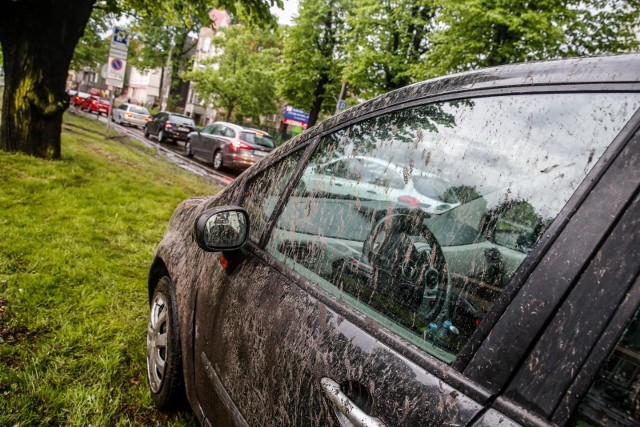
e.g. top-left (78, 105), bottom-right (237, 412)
top-left (224, 127), bottom-right (235, 138)
top-left (570, 306), bottom-right (640, 426)
top-left (265, 93), bottom-right (640, 363)
top-left (242, 149), bottom-right (306, 243)
top-left (118, 104), bottom-right (127, 111)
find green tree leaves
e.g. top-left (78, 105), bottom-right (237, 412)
top-left (183, 25), bottom-right (281, 124)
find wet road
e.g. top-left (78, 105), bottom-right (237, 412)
top-left (76, 109), bottom-right (239, 188)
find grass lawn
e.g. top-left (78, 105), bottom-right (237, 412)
top-left (0, 113), bottom-right (220, 426)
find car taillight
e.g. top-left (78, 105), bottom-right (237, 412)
top-left (398, 195), bottom-right (420, 206)
top-left (165, 123), bottom-right (172, 129)
top-left (145, 117), bottom-right (151, 122)
top-left (92, 100), bottom-right (97, 105)
top-left (124, 113), bottom-right (132, 118)
top-left (231, 140), bottom-right (251, 150)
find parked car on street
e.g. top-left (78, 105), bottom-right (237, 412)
top-left (80, 95), bottom-right (110, 116)
top-left (70, 91), bottom-right (90, 107)
top-left (144, 112), bottom-right (196, 144)
top-left (300, 155), bottom-right (460, 213)
top-left (185, 121), bottom-right (275, 171)
top-left (111, 103), bottom-right (152, 128)
top-left (146, 55), bottom-right (640, 427)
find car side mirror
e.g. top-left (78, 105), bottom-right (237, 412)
top-left (194, 206), bottom-right (249, 252)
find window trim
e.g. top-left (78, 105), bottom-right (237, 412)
top-left (237, 85), bottom-right (640, 402)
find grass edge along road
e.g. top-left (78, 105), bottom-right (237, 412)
top-left (0, 113), bottom-right (218, 426)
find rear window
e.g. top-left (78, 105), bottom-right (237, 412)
top-left (169, 115), bottom-right (195, 127)
top-left (241, 131), bottom-right (275, 148)
top-left (130, 106), bottom-right (149, 115)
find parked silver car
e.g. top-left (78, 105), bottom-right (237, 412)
top-left (111, 103), bottom-right (151, 128)
top-left (185, 121), bottom-right (275, 171)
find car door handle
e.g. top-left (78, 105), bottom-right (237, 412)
top-left (321, 378), bottom-right (386, 427)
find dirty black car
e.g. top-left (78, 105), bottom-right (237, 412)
top-left (146, 55), bottom-right (640, 427)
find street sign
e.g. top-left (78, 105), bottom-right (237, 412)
top-left (111, 28), bottom-right (128, 47)
top-left (107, 57), bottom-right (126, 80)
top-left (283, 106), bottom-right (309, 124)
top-left (337, 100), bottom-right (348, 112)
top-left (106, 27), bottom-right (129, 89)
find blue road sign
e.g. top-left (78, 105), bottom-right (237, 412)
top-left (111, 58), bottom-right (124, 71)
top-left (112, 28), bottom-right (128, 46)
top-left (283, 106), bottom-right (309, 123)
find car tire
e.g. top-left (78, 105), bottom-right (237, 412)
top-left (144, 127), bottom-right (150, 139)
top-left (146, 276), bottom-right (186, 410)
top-left (185, 140), bottom-right (194, 158)
top-left (212, 150), bottom-right (223, 170)
top-left (158, 130), bottom-right (166, 143)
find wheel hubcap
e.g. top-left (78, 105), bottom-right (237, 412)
top-left (147, 293), bottom-right (168, 393)
top-left (214, 153), bottom-right (222, 168)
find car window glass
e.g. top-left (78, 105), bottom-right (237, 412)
top-left (130, 106), bottom-right (149, 115)
top-left (240, 131), bottom-right (275, 148)
top-left (224, 128), bottom-right (235, 138)
top-left (118, 104), bottom-right (127, 110)
top-left (265, 92), bottom-right (640, 363)
top-left (570, 306), bottom-right (640, 426)
top-left (242, 149), bottom-right (306, 243)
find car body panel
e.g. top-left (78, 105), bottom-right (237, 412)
top-left (148, 54), bottom-right (640, 427)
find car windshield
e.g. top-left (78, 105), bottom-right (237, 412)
top-left (130, 106), bottom-right (149, 115)
top-left (241, 131), bottom-right (275, 148)
top-left (169, 116), bottom-right (195, 127)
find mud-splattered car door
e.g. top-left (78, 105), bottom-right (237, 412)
top-left (192, 90), bottom-right (640, 426)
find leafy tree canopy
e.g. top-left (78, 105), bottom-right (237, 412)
top-left (343, 0), bottom-right (436, 98)
top-left (183, 25), bottom-right (282, 124)
top-left (419, 0), bottom-right (640, 78)
top-left (276, 0), bottom-right (351, 125)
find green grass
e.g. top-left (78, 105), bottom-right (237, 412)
top-left (0, 113), bottom-right (219, 426)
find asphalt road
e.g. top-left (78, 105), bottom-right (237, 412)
top-left (74, 108), bottom-right (238, 188)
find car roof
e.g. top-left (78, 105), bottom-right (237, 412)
top-left (212, 121), bottom-right (270, 135)
top-left (299, 54), bottom-right (640, 142)
top-left (162, 112), bottom-right (193, 119)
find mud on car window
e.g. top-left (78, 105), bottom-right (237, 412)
top-left (265, 92), bottom-right (640, 363)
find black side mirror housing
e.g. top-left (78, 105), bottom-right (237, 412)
top-left (194, 206), bottom-right (249, 252)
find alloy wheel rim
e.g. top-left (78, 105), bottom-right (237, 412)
top-left (147, 292), bottom-right (169, 393)
top-left (214, 152), bottom-right (222, 168)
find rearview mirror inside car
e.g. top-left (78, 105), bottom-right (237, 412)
top-left (194, 207), bottom-right (249, 252)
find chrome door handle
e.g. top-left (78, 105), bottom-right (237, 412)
top-left (321, 378), bottom-right (386, 427)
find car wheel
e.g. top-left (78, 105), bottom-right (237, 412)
top-left (144, 127), bottom-right (150, 139)
top-left (185, 140), bottom-right (194, 158)
top-left (146, 276), bottom-right (185, 409)
top-left (110, 114), bottom-right (115, 122)
top-left (212, 150), bottom-right (223, 170)
top-left (158, 130), bottom-right (166, 143)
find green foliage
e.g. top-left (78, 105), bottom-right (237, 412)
top-left (343, 0), bottom-right (436, 98)
top-left (420, 0), bottom-right (640, 78)
top-left (183, 25), bottom-right (281, 124)
top-left (276, 0), bottom-right (350, 124)
top-left (0, 113), bottom-right (217, 425)
top-left (71, 8), bottom-right (113, 72)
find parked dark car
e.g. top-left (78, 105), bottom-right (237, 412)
top-left (146, 55), bottom-right (640, 427)
top-left (144, 112), bottom-right (196, 143)
top-left (80, 95), bottom-right (110, 116)
top-left (185, 121), bottom-right (275, 171)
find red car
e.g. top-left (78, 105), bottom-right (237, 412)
top-left (70, 91), bottom-right (91, 107)
top-left (80, 96), bottom-right (110, 116)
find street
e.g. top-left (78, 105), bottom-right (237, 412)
top-left (74, 107), bottom-right (237, 188)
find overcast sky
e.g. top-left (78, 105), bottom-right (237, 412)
top-left (272, 0), bottom-right (299, 25)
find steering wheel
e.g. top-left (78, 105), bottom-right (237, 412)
top-left (363, 209), bottom-right (450, 322)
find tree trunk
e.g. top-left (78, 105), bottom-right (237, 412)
top-left (308, 72), bottom-right (329, 127)
top-left (0, 0), bottom-right (95, 159)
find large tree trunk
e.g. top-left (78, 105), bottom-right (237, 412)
top-left (0, 0), bottom-right (95, 159)
top-left (307, 72), bottom-right (329, 127)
